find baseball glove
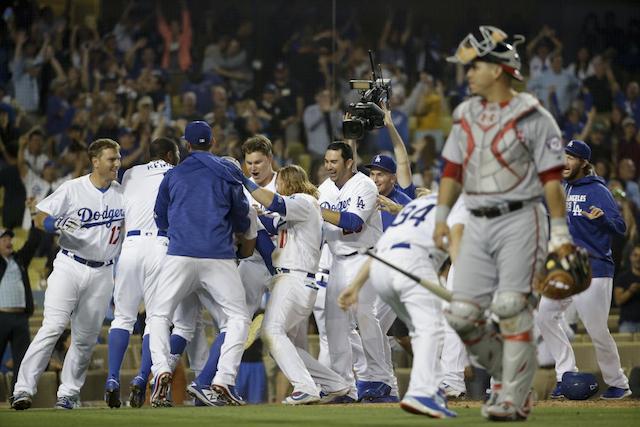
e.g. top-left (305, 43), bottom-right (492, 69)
top-left (536, 243), bottom-right (592, 300)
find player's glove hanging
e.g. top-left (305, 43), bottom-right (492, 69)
top-left (54, 216), bottom-right (82, 233)
top-left (536, 243), bottom-right (591, 300)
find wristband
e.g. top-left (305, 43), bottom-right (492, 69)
top-left (43, 215), bottom-right (57, 233)
top-left (435, 205), bottom-right (451, 223)
top-left (550, 218), bottom-right (569, 233)
top-left (242, 176), bottom-right (259, 192)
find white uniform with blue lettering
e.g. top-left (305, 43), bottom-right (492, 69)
top-left (369, 194), bottom-right (465, 398)
top-left (239, 173), bottom-right (277, 315)
top-left (110, 161), bottom-right (195, 342)
top-left (14, 175), bottom-right (124, 399)
top-left (262, 193), bottom-right (349, 397)
top-left (323, 172), bottom-right (391, 397)
top-left (316, 178), bottom-right (367, 375)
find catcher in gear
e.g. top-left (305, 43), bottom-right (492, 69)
top-left (434, 25), bottom-right (570, 421)
top-left (536, 139), bottom-right (631, 400)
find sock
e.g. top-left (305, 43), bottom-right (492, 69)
top-left (138, 334), bottom-right (153, 381)
top-left (168, 334), bottom-right (188, 371)
top-left (107, 328), bottom-right (130, 381)
top-left (196, 332), bottom-right (226, 385)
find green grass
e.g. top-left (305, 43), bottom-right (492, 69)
top-left (1, 403), bottom-right (639, 427)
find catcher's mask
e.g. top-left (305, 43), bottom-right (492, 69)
top-left (447, 26), bottom-right (525, 81)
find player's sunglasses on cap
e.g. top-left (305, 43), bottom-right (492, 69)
top-left (183, 121), bottom-right (212, 145)
top-left (447, 25), bottom-right (525, 81)
top-left (0, 228), bottom-right (14, 238)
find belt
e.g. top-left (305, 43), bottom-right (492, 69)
top-left (0, 308), bottom-right (26, 313)
top-left (274, 267), bottom-right (319, 290)
top-left (61, 249), bottom-right (114, 268)
top-left (469, 201), bottom-right (524, 218)
top-left (126, 230), bottom-right (168, 237)
top-left (390, 242), bottom-right (411, 250)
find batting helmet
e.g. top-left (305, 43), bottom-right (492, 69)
top-left (560, 372), bottom-right (599, 400)
top-left (447, 26), bottom-right (525, 81)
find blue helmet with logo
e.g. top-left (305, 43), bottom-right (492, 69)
top-left (560, 372), bottom-right (599, 400)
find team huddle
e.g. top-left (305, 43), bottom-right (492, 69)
top-left (9, 26), bottom-right (633, 421)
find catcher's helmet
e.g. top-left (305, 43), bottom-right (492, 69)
top-left (560, 372), bottom-right (599, 400)
top-left (447, 26), bottom-right (525, 81)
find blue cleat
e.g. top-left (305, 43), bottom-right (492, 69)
top-left (357, 381), bottom-right (392, 402)
top-left (400, 394), bottom-right (457, 418)
top-left (550, 382), bottom-right (564, 399)
top-left (129, 375), bottom-right (147, 408)
top-left (283, 391), bottom-right (321, 405)
top-left (326, 395), bottom-right (357, 404)
top-left (55, 395), bottom-right (80, 410)
top-left (212, 383), bottom-right (246, 406)
top-left (104, 377), bottom-right (121, 408)
top-left (600, 386), bottom-right (632, 400)
top-left (187, 381), bottom-right (226, 407)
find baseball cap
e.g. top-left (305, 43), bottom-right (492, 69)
top-left (565, 140), bottom-right (591, 161)
top-left (365, 154), bottom-right (397, 174)
top-left (0, 228), bottom-right (14, 238)
top-left (184, 121), bottom-right (212, 145)
top-left (622, 117), bottom-right (637, 127)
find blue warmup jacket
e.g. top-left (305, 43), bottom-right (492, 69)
top-left (155, 151), bottom-right (250, 259)
top-left (564, 175), bottom-right (626, 278)
top-left (381, 185), bottom-right (413, 230)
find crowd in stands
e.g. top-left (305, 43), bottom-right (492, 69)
top-left (0, 1), bottom-right (639, 334)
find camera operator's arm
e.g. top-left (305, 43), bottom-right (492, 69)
top-left (382, 104), bottom-right (411, 189)
top-left (343, 112), bottom-right (359, 172)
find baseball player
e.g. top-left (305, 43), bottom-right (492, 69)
top-left (321, 141), bottom-right (395, 402)
top-left (339, 194), bottom-right (468, 418)
top-left (12, 139), bottom-right (124, 410)
top-left (148, 121), bottom-right (252, 407)
top-left (537, 140), bottom-right (631, 399)
top-left (242, 165), bottom-right (350, 404)
top-left (103, 137), bottom-right (189, 408)
top-left (433, 26), bottom-right (570, 421)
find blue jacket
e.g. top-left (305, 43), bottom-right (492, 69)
top-left (381, 185), bottom-right (413, 230)
top-left (155, 151), bottom-right (250, 259)
top-left (564, 175), bottom-right (626, 277)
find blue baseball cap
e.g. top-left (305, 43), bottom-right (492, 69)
top-left (184, 121), bottom-right (212, 145)
top-left (565, 140), bottom-right (591, 162)
top-left (366, 154), bottom-right (397, 174)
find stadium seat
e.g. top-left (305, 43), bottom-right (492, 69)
top-left (533, 368), bottom-right (557, 400)
top-left (617, 342), bottom-right (640, 370)
top-left (612, 333), bottom-right (634, 343)
top-left (608, 315), bottom-right (620, 333)
top-left (572, 343), bottom-right (599, 372)
top-left (80, 370), bottom-right (107, 402)
top-left (394, 367), bottom-right (410, 397)
top-left (0, 372), bottom-right (6, 403)
top-left (307, 334), bottom-right (320, 359)
top-left (28, 317), bottom-right (43, 328)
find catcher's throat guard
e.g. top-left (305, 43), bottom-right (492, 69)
top-left (536, 243), bottom-right (592, 300)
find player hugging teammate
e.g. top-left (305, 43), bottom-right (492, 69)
top-left (10, 25), bottom-right (632, 421)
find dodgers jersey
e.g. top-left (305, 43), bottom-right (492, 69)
top-left (442, 92), bottom-right (564, 209)
top-left (269, 193), bottom-right (323, 273)
top-left (36, 174), bottom-right (125, 261)
top-left (318, 178), bottom-right (339, 271)
top-left (244, 172), bottom-right (277, 263)
top-left (121, 160), bottom-right (173, 231)
top-left (377, 194), bottom-right (468, 254)
top-left (323, 172), bottom-right (382, 256)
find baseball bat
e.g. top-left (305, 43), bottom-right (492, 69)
top-left (363, 249), bottom-right (453, 302)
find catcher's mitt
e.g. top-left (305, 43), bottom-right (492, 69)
top-left (536, 243), bottom-right (592, 300)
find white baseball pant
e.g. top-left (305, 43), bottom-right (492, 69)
top-left (369, 246), bottom-right (444, 397)
top-left (14, 253), bottom-right (114, 397)
top-left (263, 272), bottom-right (349, 396)
top-left (441, 265), bottom-right (467, 393)
top-left (148, 256), bottom-right (249, 385)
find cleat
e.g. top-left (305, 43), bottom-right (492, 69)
top-left (317, 387), bottom-right (350, 404)
top-left (357, 381), bottom-right (392, 402)
top-left (441, 384), bottom-right (466, 399)
top-left (55, 395), bottom-right (80, 410)
top-left (129, 375), bottom-right (147, 408)
top-left (600, 387), bottom-right (632, 400)
top-left (481, 383), bottom-right (502, 419)
top-left (487, 391), bottom-right (532, 422)
top-left (283, 391), bottom-right (321, 405)
top-left (187, 381), bottom-right (226, 407)
top-left (104, 378), bottom-right (121, 408)
top-left (11, 392), bottom-right (33, 410)
top-left (550, 382), bottom-right (564, 399)
top-left (151, 372), bottom-right (173, 408)
top-left (400, 395), bottom-right (457, 418)
top-left (212, 383), bottom-right (246, 406)
top-left (325, 395), bottom-right (357, 404)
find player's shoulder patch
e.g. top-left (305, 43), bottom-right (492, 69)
top-left (546, 135), bottom-right (564, 152)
